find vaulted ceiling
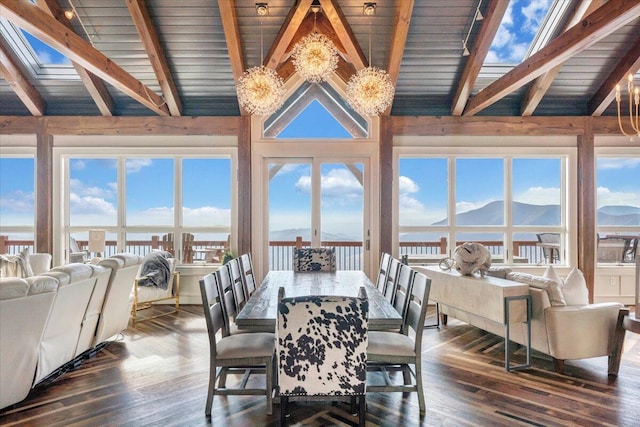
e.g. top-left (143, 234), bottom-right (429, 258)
top-left (1, 0), bottom-right (639, 118)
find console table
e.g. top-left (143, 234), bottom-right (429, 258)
top-left (418, 266), bottom-right (532, 371)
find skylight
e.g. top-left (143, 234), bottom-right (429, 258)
top-left (0, 17), bottom-right (77, 80)
top-left (483, 0), bottom-right (570, 66)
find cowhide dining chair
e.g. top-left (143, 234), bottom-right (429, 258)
top-left (292, 247), bottom-right (336, 272)
top-left (276, 286), bottom-right (368, 427)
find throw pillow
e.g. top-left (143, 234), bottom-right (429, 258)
top-left (507, 271), bottom-right (566, 306)
top-left (543, 265), bottom-right (563, 287)
top-left (0, 247), bottom-right (35, 278)
top-left (561, 267), bottom-right (589, 306)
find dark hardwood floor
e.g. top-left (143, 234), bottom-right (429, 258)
top-left (2, 305), bottom-right (639, 427)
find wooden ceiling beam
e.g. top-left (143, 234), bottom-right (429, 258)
top-left (520, 0), bottom-right (605, 116)
top-left (127, 0), bottom-right (182, 116)
top-left (463, 0), bottom-right (640, 116)
top-left (218, 0), bottom-right (245, 82)
top-left (382, 0), bottom-right (415, 116)
top-left (0, 0), bottom-right (169, 116)
top-left (0, 42), bottom-right (45, 116)
top-left (264, 0), bottom-right (313, 70)
top-left (450, 0), bottom-right (508, 116)
top-left (318, 0), bottom-right (367, 70)
top-left (589, 35), bottom-right (640, 116)
top-left (34, 0), bottom-right (114, 116)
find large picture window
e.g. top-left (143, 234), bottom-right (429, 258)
top-left (397, 149), bottom-right (569, 266)
top-left (62, 153), bottom-right (234, 265)
top-left (595, 153), bottom-right (640, 265)
top-left (0, 156), bottom-right (35, 254)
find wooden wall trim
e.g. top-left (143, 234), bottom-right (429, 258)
top-left (36, 129), bottom-right (52, 254)
top-left (237, 116), bottom-right (251, 256)
top-left (392, 116), bottom-right (621, 136)
top-left (2, 115), bottom-right (621, 137)
top-left (1, 116), bottom-right (240, 135)
top-left (380, 116), bottom-right (393, 256)
top-left (577, 123), bottom-right (596, 303)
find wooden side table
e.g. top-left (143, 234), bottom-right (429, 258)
top-left (623, 313), bottom-right (640, 334)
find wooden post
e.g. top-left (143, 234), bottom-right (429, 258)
top-left (577, 119), bottom-right (596, 303)
top-left (151, 235), bottom-right (159, 250)
top-left (295, 236), bottom-right (303, 249)
top-left (0, 235), bottom-right (7, 253)
top-left (439, 237), bottom-right (448, 254)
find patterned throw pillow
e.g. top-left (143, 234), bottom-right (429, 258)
top-left (0, 248), bottom-right (35, 278)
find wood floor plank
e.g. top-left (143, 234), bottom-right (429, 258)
top-left (1, 306), bottom-right (639, 426)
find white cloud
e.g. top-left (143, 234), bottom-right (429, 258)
top-left (295, 168), bottom-right (362, 206)
top-left (69, 193), bottom-right (117, 216)
top-left (521, 0), bottom-right (551, 33)
top-left (398, 176), bottom-right (419, 194)
top-left (597, 186), bottom-right (640, 208)
top-left (508, 43), bottom-right (529, 62)
top-left (514, 186), bottom-right (560, 205)
top-left (70, 178), bottom-right (115, 199)
top-left (597, 158), bottom-right (640, 170)
top-left (492, 25), bottom-right (514, 49)
top-left (0, 190), bottom-right (34, 213)
top-left (126, 158), bottom-right (153, 173)
top-left (183, 206), bottom-right (231, 226)
top-left (72, 160), bottom-right (87, 170)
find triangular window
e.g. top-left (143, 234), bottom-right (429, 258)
top-left (263, 81), bottom-right (368, 139)
top-left (277, 100), bottom-right (352, 139)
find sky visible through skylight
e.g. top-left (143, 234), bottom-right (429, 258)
top-left (486, 0), bottom-right (552, 63)
top-left (20, 29), bottom-right (70, 65)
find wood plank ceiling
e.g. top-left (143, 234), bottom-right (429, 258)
top-left (0, 0), bottom-right (639, 118)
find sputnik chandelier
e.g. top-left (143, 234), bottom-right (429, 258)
top-left (291, 2), bottom-right (339, 83)
top-left (346, 2), bottom-right (394, 116)
top-left (615, 73), bottom-right (640, 139)
top-left (236, 3), bottom-right (285, 116)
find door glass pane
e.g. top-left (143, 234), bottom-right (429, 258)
top-left (126, 158), bottom-right (174, 226)
top-left (320, 163), bottom-right (363, 270)
top-left (596, 157), bottom-right (640, 227)
top-left (455, 232), bottom-right (504, 259)
top-left (399, 158), bottom-right (448, 226)
top-left (456, 158), bottom-right (504, 225)
top-left (182, 158), bottom-right (231, 227)
top-left (0, 157), bottom-right (34, 228)
top-left (269, 162), bottom-right (311, 270)
top-left (69, 158), bottom-right (117, 226)
top-left (513, 158), bottom-right (561, 226)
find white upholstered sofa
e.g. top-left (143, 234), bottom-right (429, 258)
top-left (417, 266), bottom-right (625, 375)
top-left (0, 253), bottom-right (144, 409)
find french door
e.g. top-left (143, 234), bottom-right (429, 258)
top-left (254, 153), bottom-right (376, 276)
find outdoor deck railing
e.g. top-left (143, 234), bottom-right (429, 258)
top-left (2, 235), bottom-right (634, 268)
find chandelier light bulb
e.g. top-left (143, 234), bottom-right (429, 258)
top-left (346, 66), bottom-right (395, 116)
top-left (236, 66), bottom-right (285, 116)
top-left (292, 33), bottom-right (339, 83)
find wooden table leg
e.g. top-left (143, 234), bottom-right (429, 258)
top-left (608, 308), bottom-right (630, 376)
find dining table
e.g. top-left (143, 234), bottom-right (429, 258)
top-left (235, 270), bottom-right (403, 331)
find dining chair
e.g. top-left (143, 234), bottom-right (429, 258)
top-left (392, 263), bottom-right (416, 333)
top-left (239, 252), bottom-right (257, 297)
top-left (276, 286), bottom-right (368, 427)
top-left (227, 258), bottom-right (247, 311)
top-left (367, 271), bottom-right (432, 415)
top-left (383, 257), bottom-right (401, 304)
top-left (376, 252), bottom-right (392, 294)
top-left (536, 233), bottom-right (560, 263)
top-left (199, 272), bottom-right (275, 416)
top-left (292, 247), bottom-right (336, 272)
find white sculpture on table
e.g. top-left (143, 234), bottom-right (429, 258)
top-left (440, 242), bottom-right (492, 277)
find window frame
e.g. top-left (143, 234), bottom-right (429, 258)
top-left (53, 139), bottom-right (237, 266)
top-left (393, 140), bottom-right (577, 267)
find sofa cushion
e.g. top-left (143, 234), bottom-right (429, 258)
top-left (0, 248), bottom-right (34, 278)
top-left (561, 267), bottom-right (589, 306)
top-left (0, 277), bottom-right (30, 299)
top-left (507, 272), bottom-right (566, 307)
